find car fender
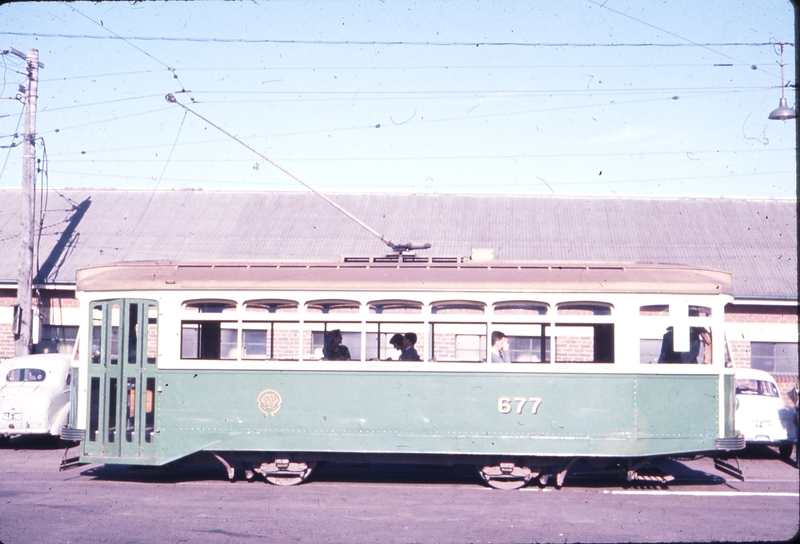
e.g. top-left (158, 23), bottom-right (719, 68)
top-left (49, 402), bottom-right (71, 436)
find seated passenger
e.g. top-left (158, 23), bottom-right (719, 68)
top-left (400, 332), bottom-right (421, 361)
top-left (491, 331), bottom-right (510, 363)
top-left (388, 333), bottom-right (404, 359)
top-left (322, 329), bottom-right (351, 361)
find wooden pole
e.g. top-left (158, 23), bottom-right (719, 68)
top-left (15, 48), bottom-right (39, 357)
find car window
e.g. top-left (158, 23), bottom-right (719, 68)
top-left (5, 368), bottom-right (47, 382)
top-left (736, 378), bottom-right (779, 397)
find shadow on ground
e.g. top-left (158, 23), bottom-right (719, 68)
top-left (71, 455), bottom-right (737, 490)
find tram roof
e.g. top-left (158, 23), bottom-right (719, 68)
top-left (76, 259), bottom-right (733, 296)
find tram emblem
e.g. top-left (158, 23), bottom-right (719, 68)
top-left (257, 389), bottom-right (282, 417)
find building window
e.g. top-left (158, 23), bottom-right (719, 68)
top-left (751, 342), bottom-right (798, 374)
top-left (37, 325), bottom-right (79, 355)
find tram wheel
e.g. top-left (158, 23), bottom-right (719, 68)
top-left (476, 463), bottom-right (533, 490)
top-left (265, 472), bottom-right (310, 486)
top-left (257, 460), bottom-right (316, 486)
top-left (483, 477), bottom-right (529, 490)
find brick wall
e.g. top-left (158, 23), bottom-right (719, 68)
top-left (0, 323), bottom-right (14, 359)
top-left (725, 304), bottom-right (798, 324)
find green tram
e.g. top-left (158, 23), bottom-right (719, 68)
top-left (62, 258), bottom-right (744, 489)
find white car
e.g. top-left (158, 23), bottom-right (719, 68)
top-left (0, 353), bottom-right (72, 445)
top-left (735, 368), bottom-right (797, 459)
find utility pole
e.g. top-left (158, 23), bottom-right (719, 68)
top-left (13, 48), bottom-right (42, 357)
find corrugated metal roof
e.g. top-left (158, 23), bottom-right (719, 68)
top-left (0, 189), bottom-right (795, 299)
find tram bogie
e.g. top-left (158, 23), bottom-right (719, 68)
top-left (63, 260), bottom-right (745, 488)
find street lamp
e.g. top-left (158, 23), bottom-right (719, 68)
top-left (768, 42), bottom-right (796, 120)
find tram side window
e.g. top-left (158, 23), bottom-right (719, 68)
top-left (553, 303), bottom-right (614, 363)
top-left (366, 300), bottom-right (424, 361)
top-left (180, 300), bottom-right (238, 360)
top-left (430, 301), bottom-right (485, 362)
top-left (640, 304), bottom-right (713, 364)
top-left (306, 327), bottom-right (361, 360)
top-left (305, 300), bottom-right (361, 361)
top-left (145, 303), bottom-right (158, 364)
top-left (493, 302), bottom-right (550, 363)
top-left (91, 304), bottom-right (103, 364)
top-left (242, 300), bottom-right (300, 361)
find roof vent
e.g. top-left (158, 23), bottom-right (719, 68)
top-left (470, 248), bottom-right (495, 262)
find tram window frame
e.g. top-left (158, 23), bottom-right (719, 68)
top-left (239, 322), bottom-right (302, 361)
top-left (364, 322), bottom-right (426, 361)
top-left (243, 299), bottom-right (298, 314)
top-left (428, 301), bottom-right (486, 362)
top-left (305, 325), bottom-right (361, 361)
top-left (638, 303), bottom-right (714, 364)
top-left (180, 322), bottom-right (238, 360)
top-left (430, 322), bottom-right (487, 362)
top-left (90, 304), bottom-right (103, 365)
top-left (368, 300), bottom-right (423, 314)
top-left (431, 300), bottom-right (485, 315)
top-left (493, 301), bottom-right (548, 316)
top-left (306, 300), bottom-right (360, 314)
top-left (492, 302), bottom-right (551, 363)
top-left (551, 302), bottom-right (615, 363)
top-left (242, 300), bottom-right (300, 361)
top-left (145, 303), bottom-right (158, 365)
top-left (490, 323), bottom-right (551, 363)
top-left (180, 299), bottom-right (239, 360)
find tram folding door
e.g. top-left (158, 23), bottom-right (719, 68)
top-left (84, 299), bottom-right (158, 462)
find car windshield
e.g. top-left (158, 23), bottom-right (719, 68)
top-left (735, 378), bottom-right (779, 397)
top-left (5, 368), bottom-right (46, 382)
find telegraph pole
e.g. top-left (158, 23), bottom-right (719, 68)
top-left (13, 48), bottom-right (42, 356)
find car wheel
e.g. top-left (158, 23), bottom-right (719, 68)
top-left (778, 443), bottom-right (794, 459)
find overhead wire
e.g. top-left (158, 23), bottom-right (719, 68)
top-left (0, 105), bottom-right (24, 181)
top-left (111, 108), bottom-right (189, 261)
top-left (0, 31), bottom-right (789, 48)
top-left (588, 0), bottom-right (784, 79)
top-left (34, 137), bottom-right (49, 285)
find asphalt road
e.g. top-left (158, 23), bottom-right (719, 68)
top-left (0, 436), bottom-right (797, 544)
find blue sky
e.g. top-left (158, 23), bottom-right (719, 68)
top-left (0, 0), bottom-right (795, 197)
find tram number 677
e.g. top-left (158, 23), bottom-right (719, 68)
top-left (498, 396), bottom-right (542, 415)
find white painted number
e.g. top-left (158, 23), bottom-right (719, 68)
top-left (497, 396), bottom-right (542, 414)
top-left (498, 396), bottom-right (512, 414)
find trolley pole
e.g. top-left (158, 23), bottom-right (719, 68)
top-left (14, 48), bottom-right (40, 356)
